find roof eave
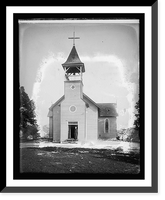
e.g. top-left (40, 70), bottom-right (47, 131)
top-left (99, 114), bottom-right (118, 117)
top-left (62, 63), bottom-right (85, 73)
top-left (83, 93), bottom-right (99, 109)
top-left (49, 95), bottom-right (64, 111)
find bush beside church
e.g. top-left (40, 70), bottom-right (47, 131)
top-left (117, 127), bottom-right (140, 142)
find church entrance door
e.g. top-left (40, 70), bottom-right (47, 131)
top-left (68, 122), bottom-right (78, 140)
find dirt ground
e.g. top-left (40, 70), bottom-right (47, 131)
top-left (20, 146), bottom-right (140, 174)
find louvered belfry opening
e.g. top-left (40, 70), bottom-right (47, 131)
top-left (62, 46), bottom-right (85, 81)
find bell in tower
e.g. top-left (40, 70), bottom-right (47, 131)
top-left (62, 32), bottom-right (85, 81)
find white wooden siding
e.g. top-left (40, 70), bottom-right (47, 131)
top-left (52, 104), bottom-right (61, 142)
top-left (98, 117), bottom-right (117, 139)
top-left (61, 81), bottom-right (86, 142)
top-left (49, 117), bottom-right (53, 139)
top-left (85, 97), bottom-right (98, 141)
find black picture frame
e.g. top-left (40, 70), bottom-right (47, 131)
top-left (4, 1), bottom-right (158, 193)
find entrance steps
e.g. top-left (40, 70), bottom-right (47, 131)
top-left (62, 138), bottom-right (78, 144)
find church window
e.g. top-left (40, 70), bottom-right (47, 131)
top-left (70, 85), bottom-right (75, 90)
top-left (104, 118), bottom-right (109, 133)
top-left (69, 105), bottom-right (77, 112)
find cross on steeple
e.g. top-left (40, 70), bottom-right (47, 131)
top-left (68, 31), bottom-right (80, 46)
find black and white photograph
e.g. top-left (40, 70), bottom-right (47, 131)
top-left (5, 3), bottom-right (159, 194)
top-left (18, 16), bottom-right (143, 179)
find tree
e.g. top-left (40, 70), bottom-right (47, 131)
top-left (20, 86), bottom-right (39, 139)
top-left (134, 98), bottom-right (140, 130)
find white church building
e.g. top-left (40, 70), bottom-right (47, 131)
top-left (48, 34), bottom-right (118, 143)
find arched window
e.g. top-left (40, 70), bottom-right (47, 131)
top-left (104, 118), bottom-right (109, 133)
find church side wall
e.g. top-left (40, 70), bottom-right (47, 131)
top-left (110, 117), bottom-right (117, 138)
top-left (98, 117), bottom-right (117, 139)
top-left (52, 105), bottom-right (61, 142)
top-left (85, 100), bottom-right (98, 141)
top-left (49, 117), bottom-right (53, 139)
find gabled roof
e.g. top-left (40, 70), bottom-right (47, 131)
top-left (48, 93), bottom-right (118, 117)
top-left (83, 94), bottom-right (118, 117)
top-left (49, 95), bottom-right (64, 111)
top-left (97, 103), bottom-right (118, 117)
top-left (62, 46), bottom-right (85, 72)
top-left (83, 93), bottom-right (99, 109)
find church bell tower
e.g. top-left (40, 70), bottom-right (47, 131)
top-left (60, 32), bottom-right (86, 142)
top-left (62, 32), bottom-right (85, 82)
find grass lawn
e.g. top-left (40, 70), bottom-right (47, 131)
top-left (20, 146), bottom-right (140, 174)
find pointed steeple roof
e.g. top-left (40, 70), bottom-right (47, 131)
top-left (62, 46), bottom-right (85, 73)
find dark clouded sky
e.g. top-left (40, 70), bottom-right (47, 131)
top-left (19, 20), bottom-right (139, 135)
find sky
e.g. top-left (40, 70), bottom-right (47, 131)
top-left (19, 20), bottom-right (139, 135)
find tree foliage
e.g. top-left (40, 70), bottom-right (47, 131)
top-left (20, 86), bottom-right (39, 139)
top-left (134, 98), bottom-right (140, 130)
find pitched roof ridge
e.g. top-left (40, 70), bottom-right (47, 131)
top-left (83, 93), bottom-right (99, 108)
top-left (49, 95), bottom-right (64, 110)
top-left (97, 103), bottom-right (117, 106)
